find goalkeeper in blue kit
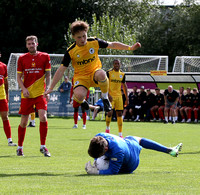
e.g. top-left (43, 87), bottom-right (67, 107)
top-left (85, 133), bottom-right (182, 175)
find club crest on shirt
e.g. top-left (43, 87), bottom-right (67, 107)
top-left (89, 48), bottom-right (95, 54)
top-left (77, 54), bottom-right (80, 58)
top-left (120, 75), bottom-right (123, 78)
top-left (75, 81), bottom-right (79, 86)
top-left (31, 62), bottom-right (36, 67)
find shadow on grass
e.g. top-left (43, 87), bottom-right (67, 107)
top-left (180, 151), bottom-right (200, 155)
top-left (0, 172), bottom-right (68, 177)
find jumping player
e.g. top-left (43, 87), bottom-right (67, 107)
top-left (17, 35), bottom-right (51, 157)
top-left (45, 20), bottom-right (141, 113)
top-left (85, 133), bottom-right (182, 175)
top-left (70, 77), bottom-right (89, 129)
top-left (105, 59), bottom-right (128, 137)
top-left (0, 59), bottom-right (17, 146)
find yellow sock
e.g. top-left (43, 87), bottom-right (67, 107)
top-left (106, 115), bottom-right (111, 127)
top-left (98, 77), bottom-right (109, 93)
top-left (31, 112), bottom-right (35, 120)
top-left (117, 116), bottom-right (123, 133)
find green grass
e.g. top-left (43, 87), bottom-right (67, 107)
top-left (0, 117), bottom-right (200, 194)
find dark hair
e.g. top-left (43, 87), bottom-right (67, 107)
top-left (70, 20), bottom-right (89, 35)
top-left (26, 35), bottom-right (38, 43)
top-left (88, 136), bottom-right (107, 158)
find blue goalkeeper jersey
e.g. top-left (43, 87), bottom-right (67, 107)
top-left (96, 133), bottom-right (142, 175)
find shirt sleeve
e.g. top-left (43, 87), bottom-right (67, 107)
top-left (17, 57), bottom-right (23, 73)
top-left (45, 54), bottom-right (51, 71)
top-left (61, 50), bottom-right (71, 67)
top-left (97, 38), bottom-right (109, 48)
top-left (122, 74), bottom-right (125, 83)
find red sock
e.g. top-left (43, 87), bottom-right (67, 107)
top-left (3, 120), bottom-right (11, 139)
top-left (74, 112), bottom-right (78, 125)
top-left (151, 110), bottom-right (155, 118)
top-left (158, 108), bottom-right (164, 120)
top-left (40, 121), bottom-right (48, 145)
top-left (18, 125), bottom-right (26, 146)
top-left (194, 110), bottom-right (198, 119)
top-left (82, 112), bottom-right (87, 125)
top-left (188, 109), bottom-right (192, 119)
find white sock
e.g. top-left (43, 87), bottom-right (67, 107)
top-left (169, 116), bottom-right (172, 121)
top-left (106, 126), bottom-right (110, 130)
top-left (101, 92), bottom-right (108, 99)
top-left (122, 116), bottom-right (124, 120)
top-left (119, 132), bottom-right (122, 137)
top-left (40, 145), bottom-right (45, 149)
top-left (136, 115), bottom-right (139, 120)
top-left (173, 117), bottom-right (176, 122)
top-left (165, 117), bottom-right (168, 122)
top-left (8, 138), bottom-right (12, 143)
top-left (18, 146), bottom-right (23, 149)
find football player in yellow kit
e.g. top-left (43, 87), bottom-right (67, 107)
top-left (46, 21), bottom-right (141, 112)
top-left (105, 59), bottom-right (128, 137)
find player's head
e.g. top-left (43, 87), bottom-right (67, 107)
top-left (186, 87), bottom-right (191, 94)
top-left (64, 76), bottom-right (69, 82)
top-left (71, 21), bottom-right (89, 46)
top-left (179, 86), bottom-right (184, 94)
top-left (113, 59), bottom-right (121, 71)
top-left (26, 35), bottom-right (38, 54)
top-left (155, 87), bottom-right (160, 94)
top-left (193, 88), bottom-right (198, 94)
top-left (168, 85), bottom-right (173, 93)
top-left (88, 136), bottom-right (108, 158)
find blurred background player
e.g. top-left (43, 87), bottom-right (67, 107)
top-left (46, 20), bottom-right (141, 114)
top-left (150, 87), bottom-right (165, 121)
top-left (0, 53), bottom-right (17, 146)
top-left (122, 86), bottom-right (138, 121)
top-left (17, 35), bottom-right (51, 157)
top-left (180, 87), bottom-right (193, 123)
top-left (192, 88), bottom-right (199, 123)
top-left (164, 85), bottom-right (179, 124)
top-left (105, 59), bottom-right (128, 137)
top-left (85, 133), bottom-right (182, 175)
top-left (70, 77), bottom-right (89, 129)
top-left (89, 98), bottom-right (104, 120)
top-left (27, 111), bottom-right (36, 127)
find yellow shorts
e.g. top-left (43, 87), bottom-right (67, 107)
top-left (73, 69), bottom-right (100, 89)
top-left (111, 96), bottom-right (123, 111)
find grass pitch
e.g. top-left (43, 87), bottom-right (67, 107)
top-left (0, 117), bottom-right (200, 194)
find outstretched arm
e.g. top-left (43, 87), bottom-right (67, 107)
top-left (45, 65), bottom-right (67, 94)
top-left (107, 42), bottom-right (141, 51)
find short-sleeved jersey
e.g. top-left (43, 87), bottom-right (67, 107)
top-left (61, 37), bottom-right (108, 76)
top-left (192, 93), bottom-right (200, 107)
top-left (0, 61), bottom-right (7, 100)
top-left (164, 89), bottom-right (179, 102)
top-left (184, 93), bottom-right (193, 107)
top-left (106, 68), bottom-right (125, 97)
top-left (17, 52), bottom-right (51, 98)
top-left (155, 93), bottom-right (164, 106)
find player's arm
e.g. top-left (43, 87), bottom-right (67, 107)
top-left (46, 65), bottom-right (67, 94)
top-left (122, 82), bottom-right (129, 106)
top-left (45, 70), bottom-right (51, 91)
top-left (4, 77), bottom-right (9, 101)
top-left (107, 42), bottom-right (141, 51)
top-left (17, 72), bottom-right (29, 98)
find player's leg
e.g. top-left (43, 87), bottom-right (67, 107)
top-left (81, 107), bottom-right (87, 129)
top-left (73, 101), bottom-right (80, 128)
top-left (137, 136), bottom-right (182, 157)
top-left (193, 107), bottom-right (198, 123)
top-left (164, 106), bottom-right (169, 123)
top-left (28, 111), bottom-right (36, 127)
top-left (180, 107), bottom-right (186, 122)
top-left (158, 106), bottom-right (164, 121)
top-left (73, 86), bottom-right (89, 110)
top-left (116, 110), bottom-right (123, 137)
top-left (150, 105), bottom-right (158, 121)
top-left (186, 107), bottom-right (192, 123)
top-left (0, 111), bottom-right (17, 146)
top-left (94, 69), bottom-right (111, 112)
top-left (105, 110), bottom-right (112, 133)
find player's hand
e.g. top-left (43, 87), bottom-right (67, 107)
top-left (22, 88), bottom-right (30, 98)
top-left (131, 42), bottom-right (141, 51)
top-left (44, 94), bottom-right (50, 102)
top-left (125, 99), bottom-right (129, 106)
top-left (45, 88), bottom-right (53, 95)
top-left (85, 161), bottom-right (99, 175)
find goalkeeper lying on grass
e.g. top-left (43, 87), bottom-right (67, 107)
top-left (85, 133), bottom-right (182, 175)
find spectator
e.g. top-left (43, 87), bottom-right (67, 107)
top-left (192, 88), bottom-right (200, 123)
top-left (122, 86), bottom-right (138, 121)
top-left (58, 76), bottom-right (72, 103)
top-left (174, 87), bottom-right (185, 122)
top-left (150, 87), bottom-right (165, 121)
top-left (180, 87), bottom-right (193, 123)
top-left (164, 85), bottom-right (179, 124)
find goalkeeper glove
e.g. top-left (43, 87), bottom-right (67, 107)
top-left (85, 161), bottom-right (99, 175)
